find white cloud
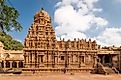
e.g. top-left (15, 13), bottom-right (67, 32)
top-left (55, 5), bottom-right (93, 33)
top-left (94, 17), bottom-right (108, 26)
top-left (96, 28), bottom-right (121, 47)
top-left (54, 0), bottom-right (108, 41)
top-left (92, 8), bottom-right (102, 12)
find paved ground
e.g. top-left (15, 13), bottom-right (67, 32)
top-left (0, 73), bottom-right (121, 80)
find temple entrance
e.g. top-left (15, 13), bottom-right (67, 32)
top-left (105, 55), bottom-right (111, 63)
top-left (98, 54), bottom-right (112, 67)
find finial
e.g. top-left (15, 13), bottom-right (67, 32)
top-left (89, 38), bottom-right (91, 41)
top-left (74, 38), bottom-right (76, 41)
top-left (41, 7), bottom-right (44, 10)
top-left (78, 38), bottom-right (80, 41)
top-left (60, 37), bottom-right (61, 40)
top-left (63, 38), bottom-right (65, 41)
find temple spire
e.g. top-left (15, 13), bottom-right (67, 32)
top-left (41, 7), bottom-right (44, 10)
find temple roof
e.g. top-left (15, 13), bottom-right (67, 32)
top-left (34, 8), bottom-right (50, 20)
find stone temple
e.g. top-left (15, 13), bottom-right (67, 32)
top-left (23, 9), bottom-right (121, 73)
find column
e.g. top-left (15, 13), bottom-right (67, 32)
top-left (26, 54), bottom-right (28, 63)
top-left (68, 54), bottom-right (71, 67)
top-left (83, 52), bottom-right (86, 63)
top-left (73, 54), bottom-right (76, 62)
top-left (27, 52), bottom-right (29, 63)
top-left (17, 61), bottom-right (19, 68)
top-left (94, 54), bottom-right (97, 68)
top-left (24, 53), bottom-right (27, 63)
top-left (81, 53), bottom-right (85, 67)
top-left (36, 52), bottom-right (38, 63)
top-left (102, 56), bottom-right (105, 64)
top-left (77, 52), bottom-right (79, 62)
top-left (10, 61), bottom-right (12, 68)
top-left (0, 61), bottom-right (2, 68)
top-left (71, 53), bottom-right (73, 62)
top-left (36, 52), bottom-right (39, 68)
top-left (47, 51), bottom-right (49, 67)
top-left (32, 53), bottom-right (34, 63)
top-left (30, 52), bottom-right (32, 63)
top-left (57, 51), bottom-right (59, 67)
top-left (4, 61), bottom-right (6, 68)
top-left (79, 53), bottom-right (81, 68)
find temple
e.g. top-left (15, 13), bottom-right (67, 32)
top-left (0, 8), bottom-right (120, 74)
top-left (23, 9), bottom-right (121, 73)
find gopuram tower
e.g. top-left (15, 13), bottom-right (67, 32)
top-left (24, 8), bottom-right (98, 72)
top-left (24, 8), bottom-right (57, 68)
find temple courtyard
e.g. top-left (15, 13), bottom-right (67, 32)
top-left (0, 73), bottom-right (121, 80)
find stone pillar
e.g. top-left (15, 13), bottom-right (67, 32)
top-left (10, 61), bottom-right (12, 68)
top-left (48, 54), bottom-right (51, 63)
top-left (4, 61), bottom-right (6, 68)
top-left (77, 53), bottom-right (79, 63)
top-left (0, 62), bottom-right (2, 68)
top-left (24, 55), bottom-right (26, 64)
top-left (26, 52), bottom-right (27, 63)
top-left (32, 52), bottom-right (34, 63)
top-left (17, 61), bottom-right (19, 68)
top-left (57, 51), bottom-right (59, 66)
top-left (26, 54), bottom-right (28, 63)
top-left (83, 53), bottom-right (86, 63)
top-left (102, 56), bottom-right (105, 64)
top-left (43, 54), bottom-right (46, 63)
top-left (47, 51), bottom-right (49, 66)
top-left (71, 53), bottom-right (73, 63)
top-left (79, 54), bottom-right (81, 68)
top-left (27, 52), bottom-right (29, 63)
top-left (94, 55), bottom-right (97, 68)
top-left (36, 52), bottom-right (38, 63)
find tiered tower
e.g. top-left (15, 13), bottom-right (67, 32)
top-left (24, 8), bottom-right (56, 68)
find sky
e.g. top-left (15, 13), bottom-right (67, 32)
top-left (7, 0), bottom-right (121, 47)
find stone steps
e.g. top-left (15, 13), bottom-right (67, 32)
top-left (91, 62), bottom-right (119, 75)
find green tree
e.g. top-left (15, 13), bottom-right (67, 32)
top-left (0, 0), bottom-right (22, 33)
top-left (0, 32), bottom-right (23, 50)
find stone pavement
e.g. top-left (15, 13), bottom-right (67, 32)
top-left (0, 73), bottom-right (121, 80)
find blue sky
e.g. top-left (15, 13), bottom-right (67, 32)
top-left (7, 0), bottom-right (121, 46)
top-left (7, 0), bottom-right (59, 42)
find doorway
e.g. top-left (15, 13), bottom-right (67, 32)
top-left (98, 54), bottom-right (112, 66)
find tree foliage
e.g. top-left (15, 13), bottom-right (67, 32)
top-left (0, 0), bottom-right (22, 33)
top-left (0, 31), bottom-right (23, 50)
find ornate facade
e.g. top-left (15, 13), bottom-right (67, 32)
top-left (24, 9), bottom-right (98, 72)
top-left (0, 42), bottom-right (24, 70)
